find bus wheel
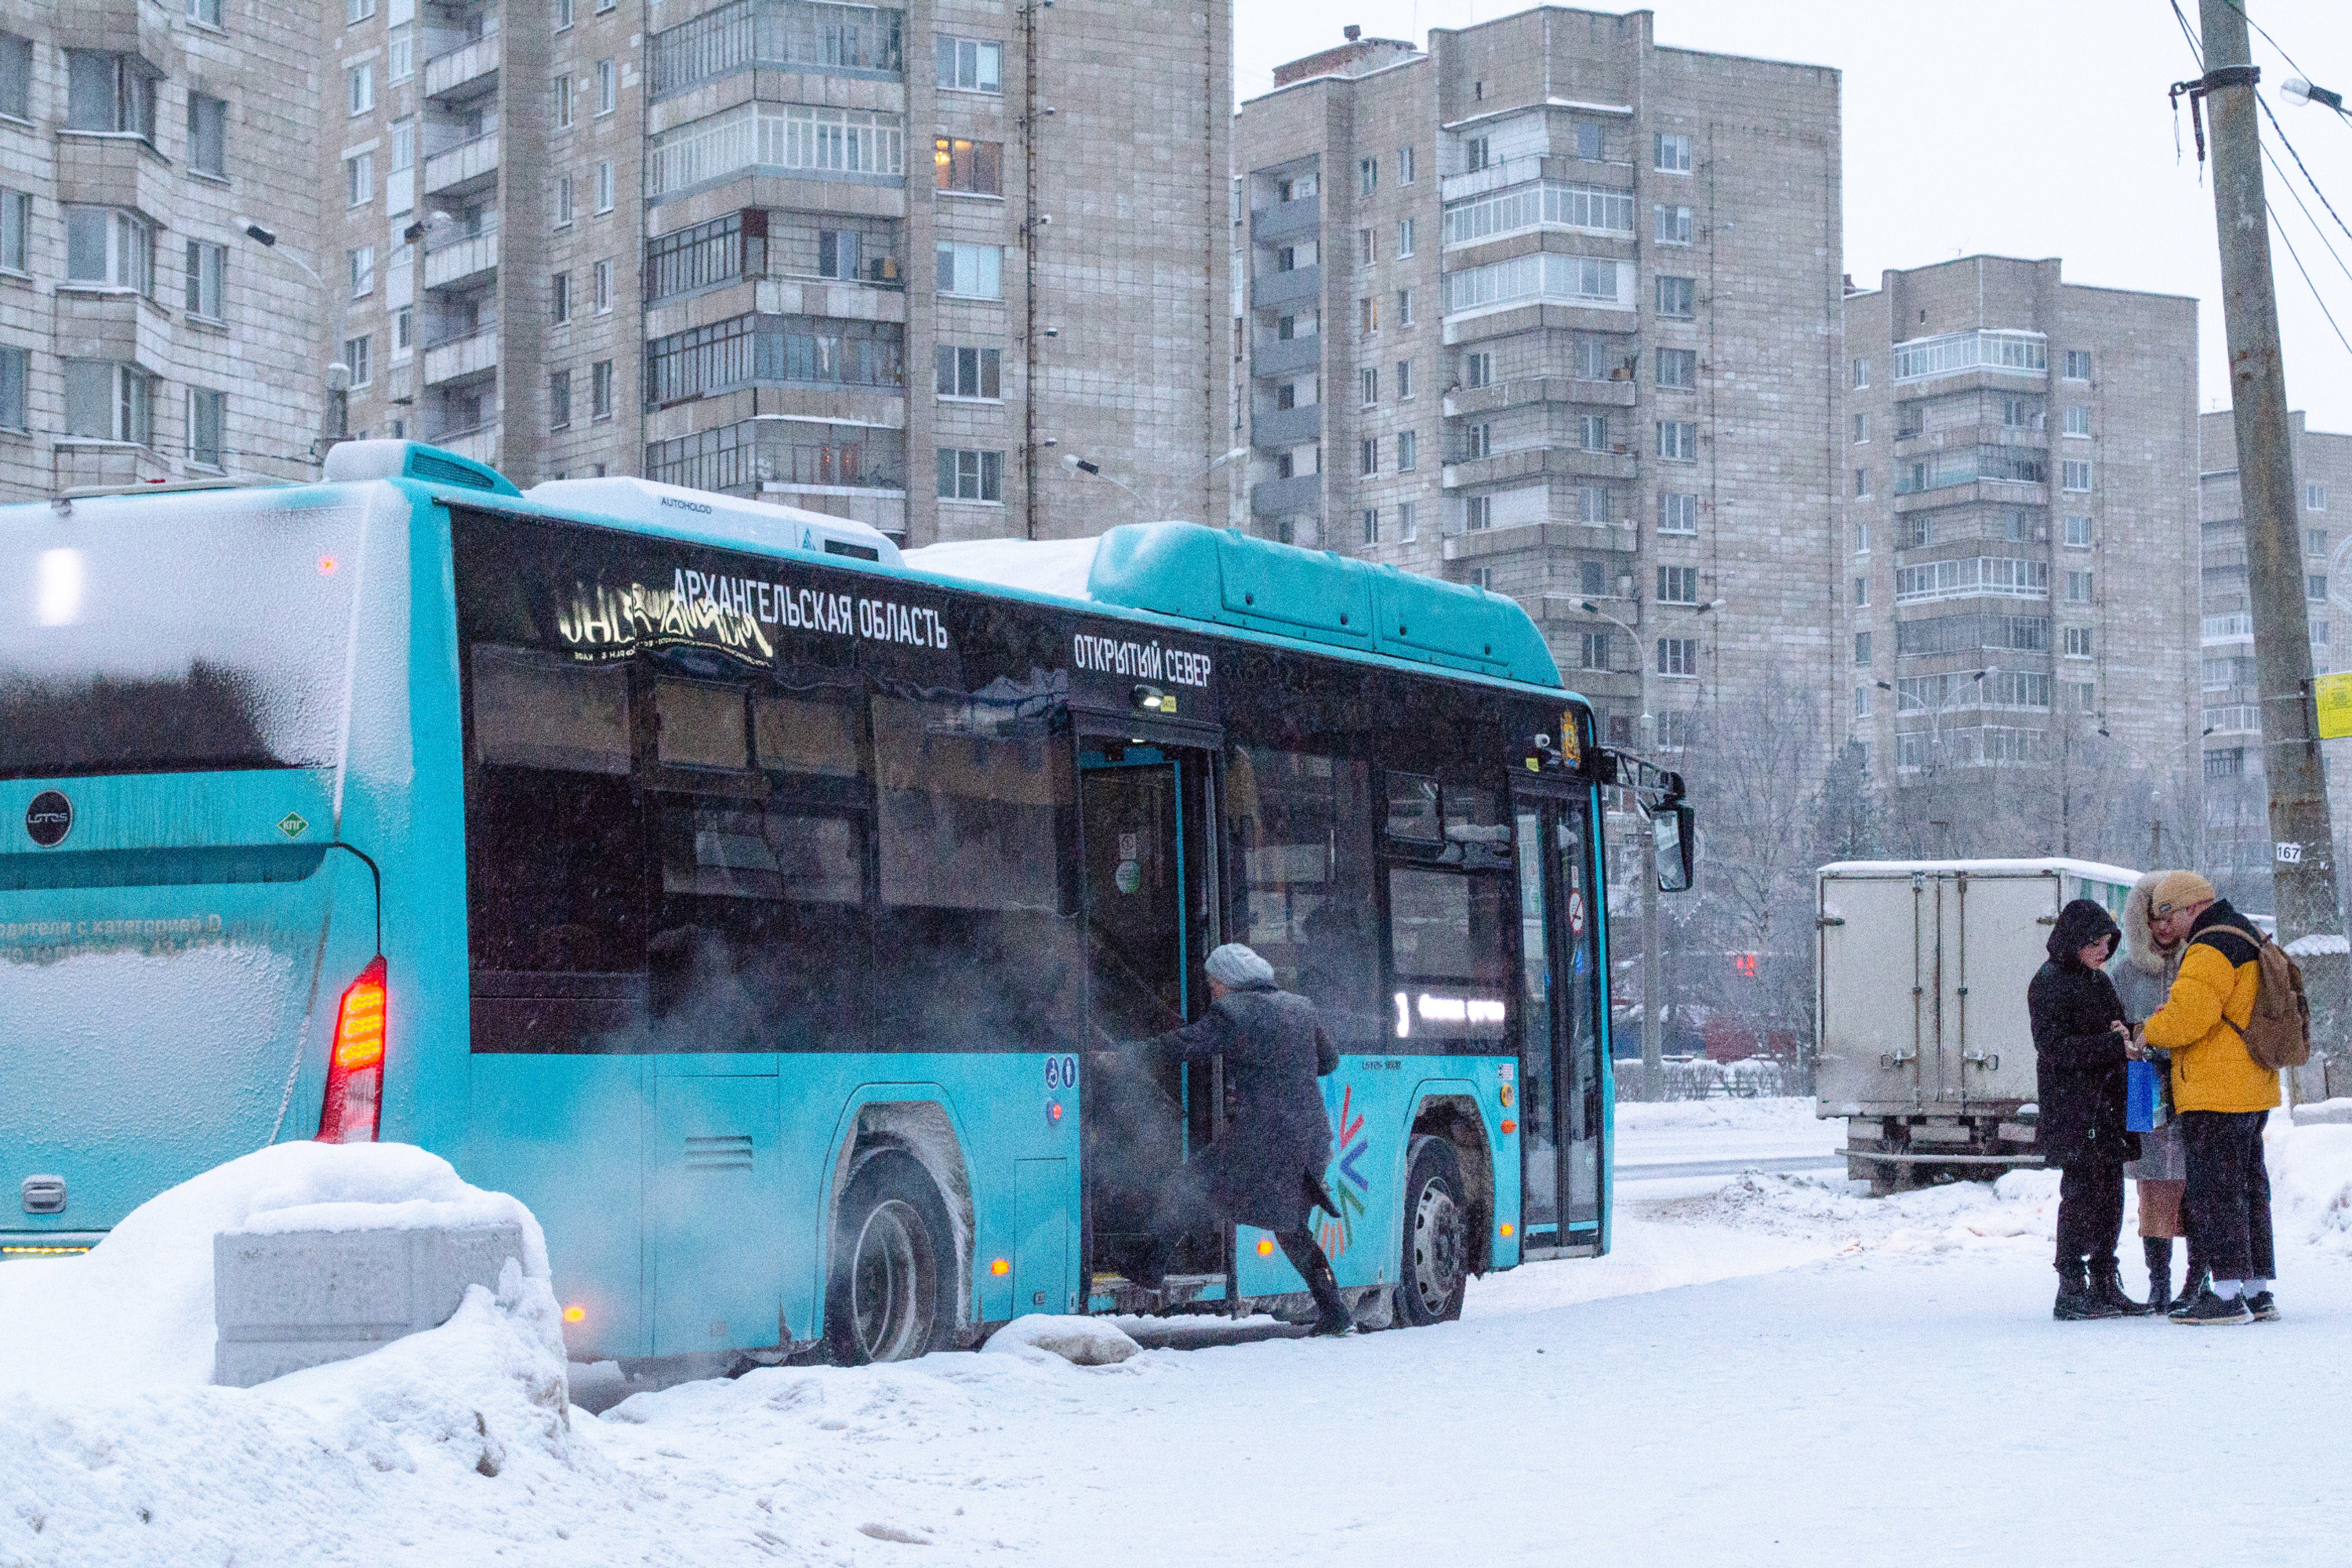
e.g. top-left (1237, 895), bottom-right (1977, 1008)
top-left (1395, 1136), bottom-right (1468, 1327)
top-left (826, 1149), bottom-right (955, 1366)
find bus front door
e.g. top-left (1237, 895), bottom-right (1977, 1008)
top-left (1076, 742), bottom-right (1221, 1293)
top-left (1513, 795), bottom-right (1605, 1255)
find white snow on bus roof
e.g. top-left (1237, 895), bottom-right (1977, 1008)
top-left (1818, 857), bottom-right (2144, 886)
top-left (902, 535), bottom-right (1105, 602)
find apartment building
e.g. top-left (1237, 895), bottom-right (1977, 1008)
top-left (332, 0), bottom-right (1230, 542)
top-left (1230, 9), bottom-right (1844, 755)
top-left (0, 1), bottom-right (324, 496)
top-left (1842, 257), bottom-right (2201, 826)
top-left (2196, 408), bottom-right (2352, 896)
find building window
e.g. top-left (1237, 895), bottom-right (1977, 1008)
top-left (1660, 492), bottom-right (1698, 533)
top-left (1657, 419), bottom-right (1697, 462)
top-left (1397, 287), bottom-right (1414, 326)
top-left (1396, 359), bottom-right (1414, 400)
top-left (592, 358), bottom-right (615, 419)
top-left (1578, 484), bottom-right (1608, 523)
top-left (393, 307), bottom-right (413, 359)
top-left (1578, 561), bottom-right (1607, 597)
top-left (1358, 227), bottom-right (1375, 267)
top-left (1853, 630), bottom-right (1871, 666)
top-left (1655, 132), bottom-right (1691, 172)
top-left (935, 35), bottom-right (1002, 93)
top-left (1464, 350), bottom-right (1493, 389)
top-left (2063, 349), bottom-right (2091, 379)
top-left (1657, 347), bottom-right (1696, 389)
top-left (347, 0), bottom-right (375, 20)
top-left (1361, 507), bottom-right (1378, 546)
top-left (187, 387), bottom-right (224, 468)
top-left (1398, 217), bottom-right (1414, 258)
top-left (1359, 296), bottom-right (1378, 334)
top-left (935, 343), bottom-right (1001, 399)
top-left (1851, 358), bottom-right (1870, 389)
top-left (1853, 468), bottom-right (1871, 499)
top-left (2066, 568), bottom-right (2092, 604)
top-left (2313, 574), bottom-right (2331, 601)
top-left (184, 239), bottom-right (226, 320)
top-left (65, 53), bottom-right (157, 139)
top-left (2066, 626), bottom-right (2093, 659)
top-left (347, 245), bottom-right (374, 296)
top-left (2063, 405), bottom-right (2092, 437)
top-left (555, 0), bottom-right (574, 27)
top-left (936, 241), bottom-right (1003, 299)
top-left (1359, 156), bottom-right (1377, 195)
top-left (1399, 499), bottom-right (1417, 540)
top-left (390, 25), bottom-right (415, 81)
top-left (1463, 494), bottom-right (1493, 531)
top-left (0, 190), bottom-right (24, 272)
top-left (555, 175), bottom-right (576, 227)
top-left (1359, 437), bottom-right (1377, 476)
top-left (1657, 637), bottom-right (1697, 677)
top-left (551, 271), bottom-right (572, 323)
top-left (1580, 631), bottom-right (1610, 670)
top-left (1856, 522), bottom-right (1870, 552)
top-left (0, 34), bottom-right (27, 119)
top-left (938, 447), bottom-right (1004, 502)
top-left (1657, 275), bottom-right (1695, 317)
top-left (1578, 414), bottom-right (1608, 452)
top-left (596, 59), bottom-right (617, 115)
top-left (550, 368), bottom-right (572, 431)
top-left (64, 361), bottom-right (154, 444)
top-left (1573, 121), bottom-right (1602, 160)
top-left (2062, 459), bottom-right (2092, 492)
top-left (1465, 135), bottom-right (1490, 172)
top-left (554, 73), bottom-right (574, 129)
top-left (2310, 528), bottom-right (2329, 556)
top-left (1854, 575), bottom-right (1868, 608)
top-left (935, 136), bottom-right (1002, 195)
top-left (390, 118), bottom-right (415, 173)
top-left (1397, 145), bottom-right (1415, 184)
top-left (347, 63), bottom-right (374, 116)
top-left (1397, 429), bottom-right (1417, 471)
top-left (2063, 514), bottom-right (2092, 546)
top-left (345, 151), bottom-right (372, 208)
top-left (593, 259), bottom-right (614, 312)
top-left (343, 333), bottom-right (372, 388)
top-left (1360, 367), bottom-right (1377, 406)
top-left (65, 208), bottom-right (154, 294)
top-left (2310, 483), bottom-right (2328, 511)
top-left (1854, 685), bottom-right (1871, 720)
top-left (188, 93), bottom-right (228, 179)
top-left (596, 161), bottom-right (615, 212)
top-left (1462, 422), bottom-right (1491, 459)
top-left (1853, 412), bottom-right (1869, 443)
top-left (1653, 204), bottom-right (1693, 245)
top-left (1658, 565), bottom-right (1698, 604)
top-left (0, 346), bottom-right (27, 430)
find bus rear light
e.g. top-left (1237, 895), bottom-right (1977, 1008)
top-left (316, 956), bottom-right (387, 1144)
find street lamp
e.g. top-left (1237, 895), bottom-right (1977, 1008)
top-left (2281, 76), bottom-right (2347, 114)
top-left (1062, 446), bottom-right (1247, 521)
top-left (1578, 593), bottom-right (1722, 1100)
top-left (240, 220), bottom-right (348, 461)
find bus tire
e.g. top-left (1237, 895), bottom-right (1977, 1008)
top-left (1395, 1136), bottom-right (1468, 1327)
top-left (826, 1149), bottom-right (956, 1366)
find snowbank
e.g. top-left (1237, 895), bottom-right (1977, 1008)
top-left (0, 1142), bottom-right (547, 1397)
top-left (983, 1314), bottom-right (1142, 1367)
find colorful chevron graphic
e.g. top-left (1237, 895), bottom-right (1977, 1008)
top-left (1316, 1084), bottom-right (1372, 1258)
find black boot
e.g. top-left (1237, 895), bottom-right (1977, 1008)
top-left (2143, 1237), bottom-right (2175, 1314)
top-left (2090, 1260), bottom-right (2154, 1316)
top-left (2053, 1258), bottom-right (2115, 1320)
top-left (1278, 1229), bottom-right (1353, 1336)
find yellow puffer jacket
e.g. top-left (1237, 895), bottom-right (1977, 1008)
top-left (2141, 908), bottom-right (2279, 1113)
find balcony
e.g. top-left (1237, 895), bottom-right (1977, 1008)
top-left (1250, 263), bottom-right (1321, 311)
top-left (1443, 446), bottom-right (1636, 489)
top-left (1444, 375), bottom-right (1637, 418)
top-left (1251, 401), bottom-right (1321, 447)
top-left (423, 326), bottom-right (499, 387)
top-left (1250, 198), bottom-right (1320, 243)
top-left (423, 33), bottom-right (501, 102)
top-left (423, 231), bottom-right (499, 291)
top-left (1249, 473), bottom-right (1321, 519)
top-left (430, 423), bottom-right (501, 466)
top-left (423, 130), bottom-right (500, 198)
top-left (1251, 335), bottom-right (1322, 377)
top-left (1892, 329), bottom-right (2047, 385)
top-left (1439, 158), bottom-right (1545, 205)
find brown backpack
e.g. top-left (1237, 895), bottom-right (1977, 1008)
top-left (2220, 933), bottom-right (2313, 1072)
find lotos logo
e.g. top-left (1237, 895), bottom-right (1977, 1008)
top-left (24, 790), bottom-right (71, 848)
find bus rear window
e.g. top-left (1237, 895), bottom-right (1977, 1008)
top-left (0, 492), bottom-right (372, 780)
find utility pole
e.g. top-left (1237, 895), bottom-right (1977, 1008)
top-left (2197, 0), bottom-right (2347, 1054)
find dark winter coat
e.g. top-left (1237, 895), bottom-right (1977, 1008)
top-left (2029, 898), bottom-right (2140, 1167)
top-left (1143, 981), bottom-right (1338, 1229)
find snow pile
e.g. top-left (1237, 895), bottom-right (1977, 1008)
top-left (983, 1314), bottom-right (1142, 1367)
top-left (0, 1141), bottom-right (546, 1396)
top-left (2269, 1120), bottom-right (2352, 1254)
top-left (1656, 1166), bottom-right (2066, 1257)
top-left (1613, 1094), bottom-right (1822, 1135)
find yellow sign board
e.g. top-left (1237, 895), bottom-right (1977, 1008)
top-left (2318, 671), bottom-right (2352, 740)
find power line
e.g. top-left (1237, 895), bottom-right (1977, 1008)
top-left (2256, 91), bottom-right (2352, 246)
top-left (2221, 0), bottom-right (2315, 92)
top-left (2266, 198), bottom-right (2352, 360)
top-left (2262, 139), bottom-right (2352, 289)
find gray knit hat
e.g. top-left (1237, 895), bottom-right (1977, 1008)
top-left (1203, 942), bottom-right (1276, 988)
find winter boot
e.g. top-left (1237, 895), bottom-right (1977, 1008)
top-left (2180, 1250), bottom-right (2209, 1307)
top-left (2169, 1284), bottom-right (2253, 1326)
top-left (2053, 1260), bottom-right (2117, 1321)
top-left (2142, 1237), bottom-right (2175, 1314)
top-left (1277, 1230), bottom-right (1354, 1336)
top-left (2091, 1260), bottom-right (2154, 1317)
top-left (2246, 1289), bottom-right (2280, 1322)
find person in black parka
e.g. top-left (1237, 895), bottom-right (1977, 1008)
top-left (2029, 898), bottom-right (2149, 1320)
top-left (1139, 942), bottom-right (1352, 1334)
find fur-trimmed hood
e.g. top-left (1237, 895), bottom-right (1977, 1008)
top-left (2122, 869), bottom-right (2181, 977)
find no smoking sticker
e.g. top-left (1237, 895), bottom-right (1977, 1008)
top-left (1567, 891), bottom-right (1587, 934)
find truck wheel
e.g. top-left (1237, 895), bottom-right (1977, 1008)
top-left (1396, 1137), bottom-right (1468, 1327)
top-left (826, 1149), bottom-right (956, 1366)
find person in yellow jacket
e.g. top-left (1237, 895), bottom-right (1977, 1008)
top-left (2136, 870), bottom-right (2278, 1326)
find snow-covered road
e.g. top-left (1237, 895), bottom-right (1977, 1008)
top-left (13, 1105), bottom-right (2352, 1566)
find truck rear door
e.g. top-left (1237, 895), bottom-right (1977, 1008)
top-left (1951, 871), bottom-right (2057, 1109)
top-left (1817, 873), bottom-right (1926, 1111)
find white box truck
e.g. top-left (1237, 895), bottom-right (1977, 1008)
top-left (1816, 858), bottom-right (2140, 1192)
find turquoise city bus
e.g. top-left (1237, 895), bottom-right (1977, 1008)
top-left (0, 440), bottom-right (1690, 1362)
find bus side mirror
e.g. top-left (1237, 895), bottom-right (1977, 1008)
top-left (1654, 804), bottom-right (1695, 893)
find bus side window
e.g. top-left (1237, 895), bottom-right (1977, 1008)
top-left (1386, 866), bottom-right (1512, 1047)
top-left (655, 678), bottom-right (751, 770)
top-left (472, 644), bottom-right (631, 775)
top-left (871, 691), bottom-right (1079, 1054)
top-left (1223, 745), bottom-right (1382, 1052)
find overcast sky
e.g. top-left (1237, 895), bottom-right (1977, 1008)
top-left (1235, 1), bottom-right (2352, 434)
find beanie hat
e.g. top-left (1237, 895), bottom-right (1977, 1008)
top-left (1203, 942), bottom-right (1276, 988)
top-left (2149, 869), bottom-right (2218, 918)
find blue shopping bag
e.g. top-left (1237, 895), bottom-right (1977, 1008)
top-left (2126, 1056), bottom-right (2166, 1133)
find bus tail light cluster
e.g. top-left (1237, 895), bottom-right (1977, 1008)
top-left (316, 956), bottom-right (387, 1144)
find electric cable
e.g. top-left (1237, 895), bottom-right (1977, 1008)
top-left (2256, 92), bottom-right (2352, 246)
top-left (2264, 198), bottom-right (2352, 359)
top-left (2261, 140), bottom-right (2352, 289)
